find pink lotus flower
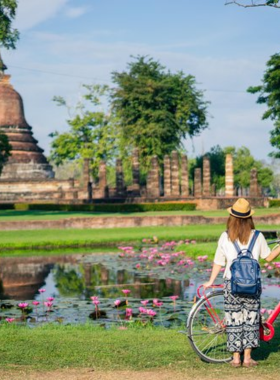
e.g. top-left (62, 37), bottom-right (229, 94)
top-left (126, 308), bottom-right (133, 318)
top-left (139, 307), bottom-right (147, 314)
top-left (260, 308), bottom-right (267, 314)
top-left (32, 301), bottom-right (40, 306)
top-left (93, 300), bottom-right (100, 306)
top-left (141, 300), bottom-right (149, 306)
top-left (38, 288), bottom-right (46, 293)
top-left (122, 289), bottom-right (131, 295)
top-left (170, 295), bottom-right (179, 301)
top-left (146, 309), bottom-right (157, 317)
top-left (135, 263), bottom-right (141, 269)
top-left (6, 318), bottom-right (15, 323)
top-left (268, 309), bottom-right (274, 315)
top-left (18, 302), bottom-right (28, 309)
top-left (261, 269), bottom-right (267, 273)
top-left (44, 301), bottom-right (53, 309)
top-left (154, 301), bottom-right (163, 307)
top-left (267, 266), bottom-right (273, 270)
top-left (114, 300), bottom-right (121, 307)
top-left (91, 296), bottom-right (99, 301)
top-left (47, 297), bottom-right (54, 302)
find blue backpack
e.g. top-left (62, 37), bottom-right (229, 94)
top-left (230, 230), bottom-right (261, 297)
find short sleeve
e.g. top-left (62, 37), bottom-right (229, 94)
top-left (259, 232), bottom-right (271, 259)
top-left (214, 232), bottom-right (226, 266)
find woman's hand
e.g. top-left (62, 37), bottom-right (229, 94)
top-left (203, 281), bottom-right (213, 289)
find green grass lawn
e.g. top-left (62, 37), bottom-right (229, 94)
top-left (0, 324), bottom-right (279, 375)
top-left (0, 207), bottom-right (280, 221)
top-left (0, 224), bottom-right (278, 252)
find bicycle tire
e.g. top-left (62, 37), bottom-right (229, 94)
top-left (187, 290), bottom-right (232, 364)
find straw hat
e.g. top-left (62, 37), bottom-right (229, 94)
top-left (227, 198), bottom-right (254, 218)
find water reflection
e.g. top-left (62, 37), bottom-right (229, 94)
top-left (0, 254), bottom-right (189, 301)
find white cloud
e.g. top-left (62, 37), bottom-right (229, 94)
top-left (65, 7), bottom-right (88, 19)
top-left (15, 0), bottom-right (69, 31)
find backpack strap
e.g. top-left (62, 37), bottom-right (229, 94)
top-left (232, 240), bottom-right (241, 255)
top-left (247, 230), bottom-right (260, 253)
top-left (231, 230), bottom-right (260, 256)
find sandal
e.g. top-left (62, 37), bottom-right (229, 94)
top-left (243, 359), bottom-right (258, 368)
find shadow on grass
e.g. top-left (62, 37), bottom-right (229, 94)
top-left (254, 323), bottom-right (280, 362)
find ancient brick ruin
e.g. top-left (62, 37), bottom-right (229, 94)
top-left (0, 58), bottom-right (264, 207)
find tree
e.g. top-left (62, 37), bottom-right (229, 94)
top-left (189, 145), bottom-right (225, 190)
top-left (225, 0), bottom-right (280, 8)
top-left (247, 53), bottom-right (280, 158)
top-left (111, 56), bottom-right (209, 172)
top-left (191, 145), bottom-right (273, 192)
top-left (224, 146), bottom-right (273, 190)
top-left (49, 85), bottom-right (117, 180)
top-left (0, 0), bottom-right (19, 49)
top-left (0, 133), bottom-right (11, 174)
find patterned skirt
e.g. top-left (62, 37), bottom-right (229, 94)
top-left (224, 280), bottom-right (261, 353)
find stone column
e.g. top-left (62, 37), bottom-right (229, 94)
top-left (146, 155), bottom-right (160, 198)
top-left (250, 168), bottom-right (259, 197)
top-left (181, 155), bottom-right (189, 197)
top-left (83, 159), bottom-right (90, 188)
top-left (83, 158), bottom-right (92, 200)
top-left (171, 151), bottom-right (180, 196)
top-left (98, 160), bottom-right (107, 198)
top-left (203, 156), bottom-right (211, 196)
top-left (225, 154), bottom-right (234, 197)
top-left (194, 168), bottom-right (202, 197)
top-left (132, 148), bottom-right (140, 187)
top-left (116, 159), bottom-right (125, 196)
top-left (164, 155), bottom-right (171, 197)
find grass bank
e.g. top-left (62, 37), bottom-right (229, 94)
top-left (0, 207), bottom-right (280, 221)
top-left (0, 324), bottom-right (279, 375)
top-left (0, 224), bottom-right (277, 252)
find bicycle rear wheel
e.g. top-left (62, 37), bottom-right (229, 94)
top-left (187, 290), bottom-right (232, 363)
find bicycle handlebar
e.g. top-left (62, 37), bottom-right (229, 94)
top-left (267, 240), bottom-right (280, 245)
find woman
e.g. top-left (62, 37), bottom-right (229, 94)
top-left (203, 198), bottom-right (280, 368)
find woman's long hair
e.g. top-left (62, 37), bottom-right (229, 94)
top-left (227, 215), bottom-right (255, 244)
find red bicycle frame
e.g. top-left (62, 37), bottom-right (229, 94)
top-left (197, 284), bottom-right (279, 342)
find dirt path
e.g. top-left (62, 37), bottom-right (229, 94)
top-left (0, 369), bottom-right (276, 380)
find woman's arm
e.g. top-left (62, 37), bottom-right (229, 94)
top-left (203, 263), bottom-right (222, 288)
top-left (265, 244), bottom-right (280, 262)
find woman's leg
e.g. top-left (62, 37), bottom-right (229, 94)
top-left (224, 281), bottom-right (243, 362)
top-left (242, 294), bottom-right (260, 366)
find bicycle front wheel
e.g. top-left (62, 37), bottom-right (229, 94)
top-left (187, 290), bottom-right (232, 363)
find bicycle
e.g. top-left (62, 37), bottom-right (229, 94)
top-left (186, 239), bottom-right (280, 364)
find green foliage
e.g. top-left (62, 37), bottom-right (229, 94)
top-left (0, 0), bottom-right (19, 49)
top-left (111, 56), bottom-right (209, 172)
top-left (191, 145), bottom-right (273, 191)
top-left (226, 0), bottom-right (280, 7)
top-left (269, 199), bottom-right (280, 207)
top-left (50, 85), bottom-right (117, 179)
top-left (4, 202), bottom-right (196, 213)
top-left (0, 133), bottom-right (11, 174)
top-left (229, 146), bottom-right (273, 189)
top-left (248, 53), bottom-right (280, 157)
top-left (190, 145), bottom-right (225, 190)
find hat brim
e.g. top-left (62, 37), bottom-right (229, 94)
top-left (227, 207), bottom-right (254, 218)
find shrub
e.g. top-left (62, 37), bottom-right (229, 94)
top-left (0, 202), bottom-right (196, 213)
top-left (269, 199), bottom-right (280, 208)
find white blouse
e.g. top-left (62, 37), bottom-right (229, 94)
top-left (214, 230), bottom-right (271, 280)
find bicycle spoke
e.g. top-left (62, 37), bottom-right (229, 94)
top-left (188, 291), bottom-right (231, 363)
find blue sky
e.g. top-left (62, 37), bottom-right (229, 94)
top-left (2, 0), bottom-right (280, 161)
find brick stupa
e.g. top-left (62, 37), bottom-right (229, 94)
top-left (0, 54), bottom-right (54, 179)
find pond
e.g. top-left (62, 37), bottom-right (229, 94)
top-left (0, 239), bottom-right (280, 327)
